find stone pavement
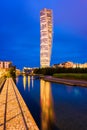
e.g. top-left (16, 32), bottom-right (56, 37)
top-left (0, 78), bottom-right (39, 130)
top-left (44, 76), bottom-right (87, 87)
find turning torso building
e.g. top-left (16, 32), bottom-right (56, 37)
top-left (40, 8), bottom-right (53, 68)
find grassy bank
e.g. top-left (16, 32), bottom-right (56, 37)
top-left (53, 73), bottom-right (87, 81)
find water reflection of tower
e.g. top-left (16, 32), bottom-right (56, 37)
top-left (40, 80), bottom-right (55, 130)
top-left (23, 76), bottom-right (27, 90)
top-left (28, 76), bottom-right (30, 91)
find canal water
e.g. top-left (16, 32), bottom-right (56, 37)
top-left (16, 76), bottom-right (87, 130)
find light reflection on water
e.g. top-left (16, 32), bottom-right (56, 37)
top-left (40, 80), bottom-right (55, 130)
top-left (16, 77), bottom-right (19, 84)
top-left (23, 76), bottom-right (34, 91)
top-left (23, 76), bottom-right (27, 90)
top-left (16, 76), bottom-right (87, 130)
top-left (31, 76), bottom-right (34, 88)
top-left (28, 76), bottom-right (30, 91)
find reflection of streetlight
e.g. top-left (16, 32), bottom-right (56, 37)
top-left (40, 80), bottom-right (55, 130)
top-left (31, 76), bottom-right (34, 88)
top-left (16, 77), bottom-right (19, 84)
top-left (28, 76), bottom-right (30, 91)
top-left (23, 76), bottom-right (27, 90)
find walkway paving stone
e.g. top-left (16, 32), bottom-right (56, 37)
top-left (0, 78), bottom-right (39, 130)
top-left (44, 76), bottom-right (87, 87)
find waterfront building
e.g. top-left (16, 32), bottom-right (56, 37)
top-left (73, 63), bottom-right (87, 68)
top-left (23, 67), bottom-right (33, 75)
top-left (53, 61), bottom-right (74, 68)
top-left (4, 61), bottom-right (12, 68)
top-left (0, 61), bottom-right (12, 69)
top-left (63, 61), bottom-right (74, 68)
top-left (0, 61), bottom-right (15, 77)
top-left (53, 62), bottom-right (87, 68)
top-left (83, 63), bottom-right (87, 68)
top-left (40, 8), bottom-right (53, 67)
top-left (0, 62), bottom-right (4, 68)
top-left (16, 69), bottom-right (21, 76)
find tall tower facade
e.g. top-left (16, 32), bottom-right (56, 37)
top-left (40, 8), bottom-right (53, 67)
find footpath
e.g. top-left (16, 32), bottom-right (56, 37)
top-left (0, 78), bottom-right (39, 130)
top-left (43, 76), bottom-right (87, 87)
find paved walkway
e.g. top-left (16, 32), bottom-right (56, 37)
top-left (0, 77), bottom-right (5, 92)
top-left (0, 78), bottom-right (39, 130)
top-left (43, 76), bottom-right (87, 87)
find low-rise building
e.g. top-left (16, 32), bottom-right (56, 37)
top-left (53, 61), bottom-right (73, 68)
top-left (0, 61), bottom-right (12, 69)
top-left (53, 62), bottom-right (87, 69)
top-left (0, 61), bottom-right (15, 77)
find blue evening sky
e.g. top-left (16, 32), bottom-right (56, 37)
top-left (0, 0), bottom-right (87, 69)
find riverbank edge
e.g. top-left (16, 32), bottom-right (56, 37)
top-left (40, 76), bottom-right (87, 87)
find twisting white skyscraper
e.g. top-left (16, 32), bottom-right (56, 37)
top-left (40, 8), bottom-right (53, 67)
